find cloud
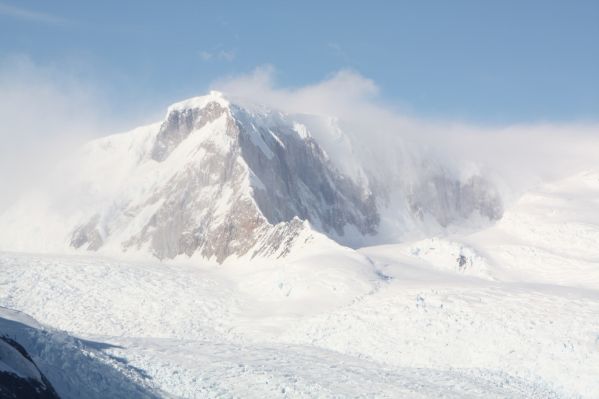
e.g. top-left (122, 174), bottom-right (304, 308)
top-left (327, 42), bottom-right (351, 63)
top-left (199, 49), bottom-right (236, 62)
top-left (0, 56), bottom-right (108, 211)
top-left (1, 59), bottom-right (597, 212)
top-left (213, 66), bottom-right (599, 198)
top-left (213, 66), bottom-right (380, 115)
top-left (0, 2), bottom-right (68, 26)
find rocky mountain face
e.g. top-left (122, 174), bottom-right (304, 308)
top-left (0, 91), bottom-right (503, 263)
top-left (68, 92), bottom-right (380, 262)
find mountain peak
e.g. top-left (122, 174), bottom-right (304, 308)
top-left (153, 91), bottom-right (234, 162)
top-left (166, 90), bottom-right (230, 115)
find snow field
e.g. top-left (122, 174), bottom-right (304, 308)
top-left (1, 171), bottom-right (599, 398)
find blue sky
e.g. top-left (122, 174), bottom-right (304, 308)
top-left (1, 0), bottom-right (598, 123)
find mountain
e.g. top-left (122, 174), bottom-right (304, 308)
top-left (0, 91), bottom-right (502, 263)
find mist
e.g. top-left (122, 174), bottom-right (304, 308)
top-left (213, 66), bottom-right (599, 200)
top-left (2, 61), bottom-right (598, 213)
top-left (0, 56), bottom-right (107, 211)
top-left (0, 56), bottom-right (166, 212)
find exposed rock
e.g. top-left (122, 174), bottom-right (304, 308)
top-left (0, 337), bottom-right (61, 399)
top-left (409, 174), bottom-right (503, 227)
top-left (151, 102), bottom-right (228, 162)
top-left (70, 215), bottom-right (103, 251)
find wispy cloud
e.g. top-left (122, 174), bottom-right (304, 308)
top-left (327, 42), bottom-right (351, 64)
top-left (0, 2), bottom-right (68, 26)
top-left (0, 55), bottom-right (109, 211)
top-left (200, 49), bottom-right (236, 62)
top-left (213, 66), bottom-right (599, 196)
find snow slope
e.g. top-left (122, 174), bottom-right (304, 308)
top-left (387, 170), bottom-right (599, 289)
top-left (1, 170), bottom-right (598, 398)
top-left (0, 307), bottom-right (162, 399)
top-left (0, 251), bottom-right (578, 398)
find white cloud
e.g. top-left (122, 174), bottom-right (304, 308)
top-left (213, 66), bottom-right (380, 116)
top-left (200, 49), bottom-right (236, 62)
top-left (199, 51), bottom-right (213, 61)
top-left (0, 56), bottom-right (108, 210)
top-left (1, 59), bottom-right (597, 212)
top-left (327, 42), bottom-right (351, 63)
top-left (0, 2), bottom-right (68, 26)
top-left (213, 66), bottom-right (599, 197)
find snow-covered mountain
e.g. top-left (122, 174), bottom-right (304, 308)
top-left (0, 91), bottom-right (502, 262)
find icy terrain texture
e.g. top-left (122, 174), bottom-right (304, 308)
top-left (1, 171), bottom-right (598, 398)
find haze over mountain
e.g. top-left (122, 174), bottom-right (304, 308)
top-left (0, 91), bottom-right (503, 263)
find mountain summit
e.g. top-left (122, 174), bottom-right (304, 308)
top-left (0, 92), bottom-right (502, 263)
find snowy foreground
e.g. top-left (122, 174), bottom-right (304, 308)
top-left (1, 171), bottom-right (599, 398)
